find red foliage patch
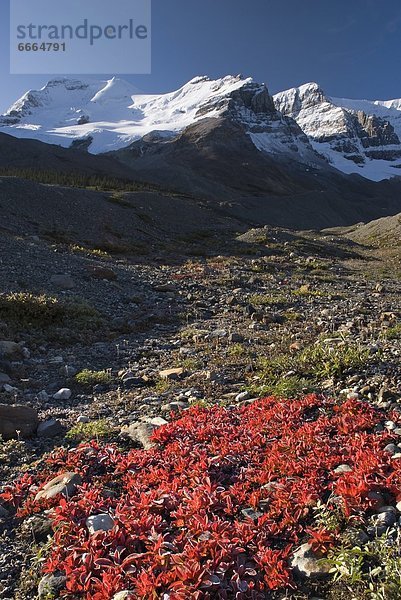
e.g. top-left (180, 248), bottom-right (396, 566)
top-left (3, 395), bottom-right (401, 599)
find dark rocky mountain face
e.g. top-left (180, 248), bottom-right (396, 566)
top-left (0, 110), bottom-right (401, 231)
top-left (0, 131), bottom-right (141, 180)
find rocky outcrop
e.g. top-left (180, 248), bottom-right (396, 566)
top-left (356, 111), bottom-right (399, 148)
top-left (274, 82), bottom-right (401, 171)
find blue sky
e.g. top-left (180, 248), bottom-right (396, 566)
top-left (1, 0), bottom-right (401, 112)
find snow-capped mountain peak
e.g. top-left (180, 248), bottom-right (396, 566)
top-left (274, 83), bottom-right (401, 181)
top-left (274, 82), bottom-right (327, 117)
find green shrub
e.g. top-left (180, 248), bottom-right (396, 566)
top-left (0, 292), bottom-right (101, 328)
top-left (66, 419), bottom-right (115, 441)
top-left (74, 369), bottom-right (113, 387)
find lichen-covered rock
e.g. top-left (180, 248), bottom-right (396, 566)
top-left (290, 543), bottom-right (331, 580)
top-left (35, 472), bottom-right (82, 502)
top-left (121, 422), bottom-right (156, 450)
top-left (38, 573), bottom-right (66, 598)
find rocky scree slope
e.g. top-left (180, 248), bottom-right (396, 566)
top-left (1, 222), bottom-right (401, 599)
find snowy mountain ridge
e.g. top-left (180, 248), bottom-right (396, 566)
top-left (2, 75), bottom-right (401, 181)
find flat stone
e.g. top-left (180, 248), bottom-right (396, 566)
top-left (153, 283), bottom-right (175, 292)
top-left (209, 329), bottom-right (227, 339)
top-left (0, 404), bottom-right (39, 439)
top-left (3, 384), bottom-right (19, 393)
top-left (0, 373), bottom-right (11, 384)
top-left (50, 274), bottom-right (75, 289)
top-left (86, 513), bottom-right (115, 534)
top-left (159, 367), bottom-right (184, 380)
top-left (35, 472), bottom-right (82, 502)
top-left (85, 265), bottom-right (117, 281)
top-left (149, 417), bottom-right (168, 427)
top-left (241, 507), bottom-right (263, 520)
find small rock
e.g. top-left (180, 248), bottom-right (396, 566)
top-left (38, 573), bottom-right (66, 598)
top-left (384, 443), bottom-right (401, 456)
top-left (153, 283), bottom-right (175, 292)
top-left (37, 418), bottom-right (64, 438)
top-left (85, 265), bottom-right (117, 281)
top-left (24, 513), bottom-right (53, 542)
top-left (205, 370), bottom-right (221, 382)
top-left (77, 415), bottom-right (90, 424)
top-left (50, 274), bottom-right (75, 289)
top-left (372, 506), bottom-right (397, 527)
top-left (3, 384), bottom-right (19, 393)
top-left (241, 507), bottom-right (263, 520)
top-left (159, 368), bottom-right (184, 381)
top-left (86, 513), bottom-right (115, 534)
top-left (168, 401), bottom-right (187, 411)
top-left (379, 388), bottom-right (396, 403)
top-left (112, 592), bottom-right (133, 600)
top-left (35, 472), bottom-right (82, 502)
top-left (37, 390), bottom-right (49, 402)
top-left (149, 417), bottom-right (168, 427)
top-left (0, 372), bottom-right (11, 384)
top-left (366, 490), bottom-right (385, 509)
top-left (229, 333), bottom-right (244, 343)
top-left (0, 341), bottom-right (23, 357)
top-left (121, 422), bottom-right (156, 449)
top-left (373, 506), bottom-right (397, 527)
top-left (334, 464), bottom-right (352, 474)
top-left (290, 543), bottom-right (331, 579)
top-left (53, 388), bottom-right (72, 400)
